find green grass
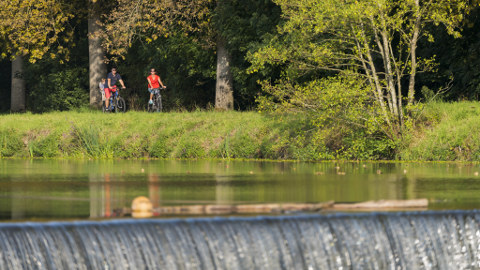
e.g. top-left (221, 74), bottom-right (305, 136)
top-left (0, 110), bottom-right (325, 160)
top-left (3, 102), bottom-right (477, 161)
top-left (399, 101), bottom-right (480, 161)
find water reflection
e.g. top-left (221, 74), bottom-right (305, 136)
top-left (1, 160), bottom-right (480, 220)
top-left (89, 173), bottom-right (129, 218)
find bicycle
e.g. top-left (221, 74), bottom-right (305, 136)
top-left (147, 86), bottom-right (165, 112)
top-left (102, 86), bottom-right (126, 113)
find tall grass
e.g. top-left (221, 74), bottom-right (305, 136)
top-left (399, 101), bottom-right (480, 161)
top-left (4, 102), bottom-right (473, 161)
top-left (0, 110), bottom-right (326, 160)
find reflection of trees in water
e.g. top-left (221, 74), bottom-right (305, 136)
top-left (10, 176), bottom-right (25, 220)
top-left (89, 173), bottom-right (129, 218)
top-left (88, 173), bottom-right (163, 218)
top-left (148, 174), bottom-right (161, 208)
top-left (216, 173), bottom-right (233, 205)
top-left (146, 172), bottom-right (234, 208)
top-left (5, 175), bottom-right (90, 220)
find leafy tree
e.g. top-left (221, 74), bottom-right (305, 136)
top-left (257, 73), bottom-right (395, 159)
top-left (22, 13), bottom-right (90, 113)
top-left (0, 0), bottom-right (72, 112)
top-left (249, 0), bottom-right (467, 139)
top-left (213, 0), bottom-right (281, 109)
top-left (101, 0), bottom-right (213, 58)
top-left (0, 0), bottom-right (72, 61)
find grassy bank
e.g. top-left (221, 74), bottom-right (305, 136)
top-left (1, 101), bottom-right (477, 161)
top-left (0, 110), bottom-right (324, 160)
top-left (399, 101), bottom-right (480, 161)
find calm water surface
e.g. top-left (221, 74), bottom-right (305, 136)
top-left (0, 159), bottom-right (479, 220)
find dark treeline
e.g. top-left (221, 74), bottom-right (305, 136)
top-left (0, 1), bottom-right (478, 113)
top-left (416, 5), bottom-right (480, 101)
top-left (0, 0), bottom-right (281, 113)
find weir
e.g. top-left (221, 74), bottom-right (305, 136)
top-left (1, 211), bottom-right (479, 269)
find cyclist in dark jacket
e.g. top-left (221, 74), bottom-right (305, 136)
top-left (104, 67), bottom-right (126, 111)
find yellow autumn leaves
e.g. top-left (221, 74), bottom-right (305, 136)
top-left (0, 0), bottom-right (72, 62)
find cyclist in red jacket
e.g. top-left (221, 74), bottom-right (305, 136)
top-left (147, 68), bottom-right (166, 104)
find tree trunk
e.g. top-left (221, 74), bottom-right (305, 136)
top-left (408, 0), bottom-right (421, 105)
top-left (215, 36), bottom-right (234, 110)
top-left (10, 55), bottom-right (25, 112)
top-left (88, 2), bottom-right (106, 108)
top-left (379, 27), bottom-right (399, 119)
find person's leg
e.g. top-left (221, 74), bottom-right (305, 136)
top-left (148, 88), bottom-right (153, 104)
top-left (105, 88), bottom-right (111, 109)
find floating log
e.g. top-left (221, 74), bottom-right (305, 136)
top-left (331, 199), bottom-right (429, 210)
top-left (117, 199), bottom-right (428, 217)
top-left (153, 201), bottom-right (335, 215)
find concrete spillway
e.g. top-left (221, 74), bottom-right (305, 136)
top-left (0, 210), bottom-right (479, 269)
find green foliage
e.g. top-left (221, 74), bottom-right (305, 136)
top-left (71, 124), bottom-right (105, 158)
top-left (256, 74), bottom-right (394, 159)
top-left (175, 139), bottom-right (206, 159)
top-left (342, 134), bottom-right (397, 160)
top-left (0, 129), bottom-right (22, 157)
top-left (421, 86), bottom-right (438, 102)
top-left (15, 106), bottom-right (480, 161)
top-left (225, 133), bottom-right (258, 158)
top-left (149, 136), bottom-right (173, 158)
top-left (27, 133), bottom-right (59, 158)
top-left (214, 0), bottom-right (282, 108)
top-left (0, 0), bottom-right (73, 62)
top-left (27, 68), bottom-right (89, 113)
top-left (101, 0), bottom-right (213, 59)
top-left (115, 134), bottom-right (150, 159)
top-left (399, 101), bottom-right (480, 161)
top-left (249, 0), bottom-right (467, 140)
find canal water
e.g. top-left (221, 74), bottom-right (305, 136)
top-left (1, 159), bottom-right (480, 269)
top-left (1, 159), bottom-right (480, 220)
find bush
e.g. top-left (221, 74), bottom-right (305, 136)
top-left (226, 133), bottom-right (259, 159)
top-left (175, 140), bottom-right (205, 158)
top-left (256, 74), bottom-right (394, 160)
top-left (149, 136), bottom-right (173, 158)
top-left (0, 129), bottom-right (23, 157)
top-left (28, 133), bottom-right (60, 158)
top-left (28, 68), bottom-right (89, 113)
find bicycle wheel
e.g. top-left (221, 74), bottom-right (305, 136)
top-left (115, 97), bottom-right (126, 113)
top-left (147, 100), bottom-right (154, 112)
top-left (155, 95), bottom-right (162, 112)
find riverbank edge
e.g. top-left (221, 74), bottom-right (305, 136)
top-left (1, 101), bottom-right (478, 161)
